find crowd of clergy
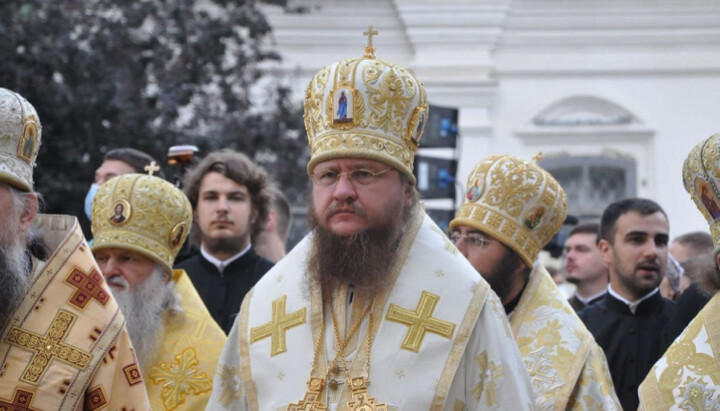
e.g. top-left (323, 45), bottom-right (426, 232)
top-left (2, 31), bottom-right (720, 410)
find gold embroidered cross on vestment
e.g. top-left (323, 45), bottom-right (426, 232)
top-left (385, 290), bottom-right (456, 352)
top-left (148, 348), bottom-right (212, 410)
top-left (250, 295), bottom-right (306, 356)
top-left (6, 310), bottom-right (91, 384)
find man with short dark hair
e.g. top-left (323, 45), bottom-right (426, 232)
top-left (451, 155), bottom-right (618, 409)
top-left (639, 133), bottom-right (720, 407)
top-left (176, 149), bottom-right (273, 334)
top-left (253, 185), bottom-right (292, 262)
top-left (0, 88), bottom-right (150, 408)
top-left (580, 198), bottom-right (683, 411)
top-left (565, 222), bottom-right (609, 312)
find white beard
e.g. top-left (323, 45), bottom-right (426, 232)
top-left (108, 268), bottom-right (177, 368)
top-left (0, 209), bottom-right (30, 329)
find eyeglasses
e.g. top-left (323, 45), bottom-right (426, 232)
top-left (311, 168), bottom-right (392, 187)
top-left (450, 232), bottom-right (495, 249)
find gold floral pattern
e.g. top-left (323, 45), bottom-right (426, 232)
top-left (304, 50), bottom-right (427, 184)
top-left (450, 155), bottom-right (567, 268)
top-left (148, 348), bottom-right (213, 410)
top-left (472, 351), bottom-right (503, 406)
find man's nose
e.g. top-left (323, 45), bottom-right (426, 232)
top-left (331, 173), bottom-right (357, 201)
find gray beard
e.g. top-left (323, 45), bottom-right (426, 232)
top-left (0, 227), bottom-right (30, 330)
top-left (110, 269), bottom-right (177, 369)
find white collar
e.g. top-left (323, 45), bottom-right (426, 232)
top-left (608, 284), bottom-right (659, 314)
top-left (201, 244), bottom-right (252, 274)
top-left (576, 290), bottom-right (606, 306)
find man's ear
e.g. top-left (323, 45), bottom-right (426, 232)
top-left (265, 210), bottom-right (277, 231)
top-left (403, 182), bottom-right (414, 208)
top-left (19, 193), bottom-right (38, 232)
top-left (597, 239), bottom-right (613, 266)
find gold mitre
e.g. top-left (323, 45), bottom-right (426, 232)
top-left (682, 133), bottom-right (720, 246)
top-left (304, 27), bottom-right (428, 184)
top-left (450, 154), bottom-right (568, 267)
top-left (91, 173), bottom-right (192, 274)
top-left (0, 88), bottom-right (42, 192)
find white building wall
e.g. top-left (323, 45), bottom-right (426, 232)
top-left (264, 0), bottom-right (720, 237)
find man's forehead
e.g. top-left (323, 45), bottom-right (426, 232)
top-left (616, 211), bottom-right (669, 235)
top-left (199, 172), bottom-right (249, 193)
top-left (567, 232), bottom-right (597, 245)
top-left (95, 247), bottom-right (149, 259)
top-left (314, 158), bottom-right (391, 171)
top-left (96, 159), bottom-right (135, 175)
top-left (453, 225), bottom-right (490, 236)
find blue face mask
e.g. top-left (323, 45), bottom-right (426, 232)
top-left (84, 183), bottom-right (100, 221)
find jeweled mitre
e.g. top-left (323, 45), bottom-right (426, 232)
top-left (682, 133), bottom-right (720, 246)
top-left (0, 88), bottom-right (42, 192)
top-left (450, 154), bottom-right (567, 267)
top-left (91, 173), bottom-right (193, 273)
top-left (304, 47), bottom-right (428, 184)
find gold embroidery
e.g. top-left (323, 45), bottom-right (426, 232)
top-left (472, 351), bottom-right (503, 406)
top-left (452, 399), bottom-right (465, 411)
top-left (524, 349), bottom-right (564, 394)
top-left (658, 317), bottom-right (720, 406)
top-left (249, 295), bottom-right (306, 356)
top-left (7, 310), bottom-right (91, 384)
top-left (216, 364), bottom-right (242, 408)
top-left (386, 291), bottom-right (456, 352)
top-left (64, 267), bottom-right (110, 309)
top-left (431, 225), bottom-right (457, 255)
top-left (148, 348), bottom-right (212, 410)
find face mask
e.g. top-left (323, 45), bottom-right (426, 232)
top-left (84, 183), bottom-right (100, 221)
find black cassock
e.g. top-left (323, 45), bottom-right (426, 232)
top-left (175, 247), bottom-right (274, 334)
top-left (579, 291), bottom-right (683, 411)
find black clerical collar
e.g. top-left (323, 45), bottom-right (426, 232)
top-left (201, 244), bottom-right (251, 273)
top-left (503, 282), bottom-right (527, 315)
top-left (605, 286), bottom-right (663, 315)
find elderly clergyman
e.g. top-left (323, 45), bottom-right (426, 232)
top-left (206, 31), bottom-right (534, 410)
top-left (91, 172), bottom-right (226, 410)
top-left (0, 88), bottom-right (150, 408)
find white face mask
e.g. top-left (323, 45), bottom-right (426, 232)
top-left (84, 183), bottom-right (100, 221)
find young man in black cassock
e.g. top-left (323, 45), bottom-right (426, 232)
top-left (579, 198), bottom-right (684, 411)
top-left (175, 150), bottom-right (274, 334)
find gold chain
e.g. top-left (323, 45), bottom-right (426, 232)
top-left (328, 298), bottom-right (375, 383)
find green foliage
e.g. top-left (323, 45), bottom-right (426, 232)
top-left (0, 0), bottom-right (308, 234)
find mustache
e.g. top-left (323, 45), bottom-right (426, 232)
top-left (635, 259), bottom-right (660, 271)
top-left (325, 202), bottom-right (368, 219)
top-left (106, 275), bottom-right (130, 292)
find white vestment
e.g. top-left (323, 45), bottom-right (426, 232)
top-left (207, 212), bottom-right (534, 410)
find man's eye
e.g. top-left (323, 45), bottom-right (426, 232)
top-left (351, 169), bottom-right (374, 181)
top-left (319, 171), bottom-right (338, 182)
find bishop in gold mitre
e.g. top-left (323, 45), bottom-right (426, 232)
top-left (206, 27), bottom-right (535, 410)
top-left (450, 154), bottom-right (621, 410)
top-left (0, 87), bottom-right (151, 409)
top-left (639, 133), bottom-right (720, 409)
top-left (91, 172), bottom-right (227, 410)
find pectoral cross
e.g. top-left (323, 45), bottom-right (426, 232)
top-left (346, 377), bottom-right (387, 411)
top-left (287, 377), bottom-right (327, 411)
top-left (144, 161), bottom-right (160, 176)
top-left (363, 25), bottom-right (379, 58)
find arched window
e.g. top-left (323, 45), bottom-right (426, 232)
top-left (540, 156), bottom-right (636, 220)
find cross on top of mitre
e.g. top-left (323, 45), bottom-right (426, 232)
top-left (363, 25), bottom-right (379, 58)
top-left (145, 161), bottom-right (160, 176)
